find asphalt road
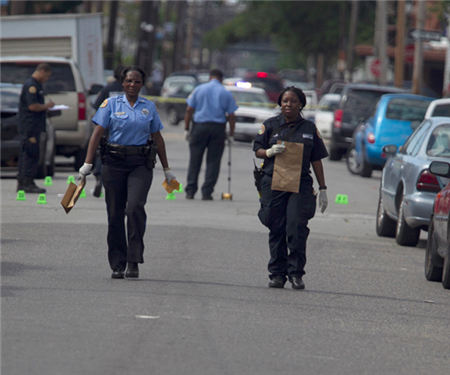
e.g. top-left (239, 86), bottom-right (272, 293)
top-left (1, 122), bottom-right (449, 375)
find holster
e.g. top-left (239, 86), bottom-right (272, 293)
top-left (145, 140), bottom-right (157, 169)
top-left (253, 160), bottom-right (264, 196)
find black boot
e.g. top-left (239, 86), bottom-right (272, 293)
top-left (16, 178), bottom-right (25, 192)
top-left (125, 262), bottom-right (139, 278)
top-left (23, 177), bottom-right (46, 194)
top-left (268, 275), bottom-right (286, 288)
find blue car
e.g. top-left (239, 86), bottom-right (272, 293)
top-left (346, 93), bottom-right (434, 177)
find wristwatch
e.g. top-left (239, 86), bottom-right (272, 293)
top-left (319, 185), bottom-right (327, 190)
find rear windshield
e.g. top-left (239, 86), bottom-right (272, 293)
top-left (246, 77), bottom-right (283, 93)
top-left (230, 90), bottom-right (270, 105)
top-left (0, 62), bottom-right (76, 93)
top-left (386, 98), bottom-right (430, 121)
top-left (431, 103), bottom-right (450, 117)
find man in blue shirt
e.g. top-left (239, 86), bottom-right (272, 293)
top-left (184, 69), bottom-right (238, 200)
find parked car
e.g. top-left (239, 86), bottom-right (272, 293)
top-left (317, 79), bottom-right (347, 99)
top-left (225, 85), bottom-right (277, 142)
top-left (159, 71), bottom-right (209, 125)
top-left (376, 117), bottom-right (450, 246)
top-left (424, 97), bottom-right (450, 119)
top-left (329, 83), bottom-right (404, 160)
top-left (302, 89), bottom-right (318, 121)
top-left (243, 71), bottom-right (284, 103)
top-left (314, 93), bottom-right (341, 139)
top-left (425, 160), bottom-right (450, 289)
top-left (0, 56), bottom-right (95, 170)
top-left (1, 83), bottom-right (57, 178)
top-left (346, 94), bottom-right (433, 177)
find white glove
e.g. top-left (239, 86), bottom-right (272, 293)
top-left (184, 130), bottom-right (190, 141)
top-left (227, 135), bottom-right (233, 145)
top-left (78, 163), bottom-right (93, 180)
top-left (164, 168), bottom-right (176, 183)
top-left (266, 143), bottom-right (286, 158)
top-left (319, 190), bottom-right (328, 213)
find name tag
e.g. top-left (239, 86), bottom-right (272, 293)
top-left (303, 133), bottom-right (313, 140)
top-left (115, 112), bottom-right (126, 116)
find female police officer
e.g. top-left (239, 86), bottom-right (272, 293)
top-left (78, 66), bottom-right (176, 279)
top-left (253, 86), bottom-right (328, 290)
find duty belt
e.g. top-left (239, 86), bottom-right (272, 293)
top-left (106, 143), bottom-right (149, 156)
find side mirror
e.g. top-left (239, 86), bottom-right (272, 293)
top-left (429, 161), bottom-right (450, 178)
top-left (89, 84), bottom-right (104, 96)
top-left (383, 145), bottom-right (398, 155)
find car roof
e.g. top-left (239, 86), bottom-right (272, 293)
top-left (225, 86), bottom-right (266, 94)
top-left (0, 55), bottom-right (73, 63)
top-left (321, 93), bottom-right (341, 100)
top-left (428, 98), bottom-right (450, 105)
top-left (380, 93), bottom-right (434, 100)
top-left (342, 82), bottom-right (404, 92)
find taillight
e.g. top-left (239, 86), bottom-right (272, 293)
top-left (257, 71), bottom-right (268, 78)
top-left (78, 92), bottom-right (86, 121)
top-left (334, 109), bottom-right (343, 128)
top-left (367, 132), bottom-right (375, 144)
top-left (416, 170), bottom-right (441, 192)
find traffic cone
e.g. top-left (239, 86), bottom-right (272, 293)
top-left (335, 194), bottom-right (348, 205)
top-left (165, 192), bottom-right (176, 200)
top-left (16, 190), bottom-right (26, 201)
top-left (175, 183), bottom-right (184, 193)
top-left (80, 188), bottom-right (86, 198)
top-left (67, 175), bottom-right (75, 184)
top-left (37, 193), bottom-right (47, 205)
top-left (44, 176), bottom-right (53, 186)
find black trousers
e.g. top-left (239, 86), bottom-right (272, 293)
top-left (186, 122), bottom-right (226, 197)
top-left (102, 154), bottom-right (153, 271)
top-left (17, 133), bottom-right (40, 180)
top-left (258, 174), bottom-right (316, 279)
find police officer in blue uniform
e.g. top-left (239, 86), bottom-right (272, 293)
top-left (17, 63), bottom-right (55, 193)
top-left (184, 69), bottom-right (238, 200)
top-left (79, 66), bottom-right (176, 279)
top-left (253, 86), bottom-right (328, 290)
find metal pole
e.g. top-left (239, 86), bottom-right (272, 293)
top-left (443, 14), bottom-right (450, 96)
top-left (378, 0), bottom-right (388, 85)
top-left (412, 0), bottom-right (425, 94)
top-left (347, 0), bottom-right (359, 82)
top-left (394, 0), bottom-right (406, 88)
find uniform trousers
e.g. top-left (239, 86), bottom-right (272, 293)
top-left (102, 154), bottom-right (153, 272)
top-left (186, 122), bottom-right (226, 197)
top-left (258, 174), bottom-right (316, 279)
top-left (18, 133), bottom-right (40, 180)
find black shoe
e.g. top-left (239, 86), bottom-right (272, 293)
top-left (111, 270), bottom-right (125, 279)
top-left (202, 195), bottom-right (213, 201)
top-left (93, 176), bottom-right (102, 198)
top-left (186, 193), bottom-right (194, 200)
top-left (23, 183), bottom-right (46, 194)
top-left (125, 262), bottom-right (139, 278)
top-left (268, 276), bottom-right (286, 288)
top-left (289, 276), bottom-right (305, 290)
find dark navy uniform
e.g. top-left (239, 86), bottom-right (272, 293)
top-left (17, 77), bottom-right (46, 180)
top-left (253, 114), bottom-right (328, 280)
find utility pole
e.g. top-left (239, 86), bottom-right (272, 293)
top-left (443, 13), bottom-right (450, 96)
top-left (412, 0), bottom-right (425, 94)
top-left (184, 1), bottom-right (194, 70)
top-left (105, 1), bottom-right (119, 70)
top-left (377, 0), bottom-right (388, 85)
top-left (135, 1), bottom-right (159, 73)
top-left (347, 0), bottom-right (359, 82)
top-left (394, 0), bottom-right (406, 88)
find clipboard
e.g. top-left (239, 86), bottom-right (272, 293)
top-left (60, 179), bottom-right (86, 214)
top-left (271, 141), bottom-right (304, 193)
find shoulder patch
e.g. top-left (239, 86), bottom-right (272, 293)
top-left (100, 99), bottom-right (108, 108)
top-left (316, 128), bottom-right (322, 139)
top-left (258, 124), bottom-right (266, 135)
top-left (28, 86), bottom-right (37, 94)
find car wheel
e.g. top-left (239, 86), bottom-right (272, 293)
top-left (395, 194), bottom-right (420, 246)
top-left (424, 219), bottom-right (443, 282)
top-left (74, 147), bottom-right (86, 171)
top-left (329, 146), bottom-right (342, 161)
top-left (360, 147), bottom-right (373, 178)
top-left (345, 145), bottom-right (362, 175)
top-left (167, 107), bottom-right (179, 125)
top-left (442, 252), bottom-right (450, 289)
top-left (376, 187), bottom-right (396, 237)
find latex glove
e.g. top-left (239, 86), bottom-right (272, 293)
top-left (318, 189), bottom-right (328, 213)
top-left (266, 143), bottom-right (286, 158)
top-left (184, 129), bottom-right (190, 141)
top-left (227, 135), bottom-right (234, 145)
top-left (78, 163), bottom-right (93, 180)
top-left (164, 168), bottom-right (176, 183)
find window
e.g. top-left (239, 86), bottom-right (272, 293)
top-left (403, 120), bottom-right (431, 156)
top-left (426, 124), bottom-right (450, 157)
top-left (431, 104), bottom-right (450, 117)
top-left (385, 98), bottom-right (430, 121)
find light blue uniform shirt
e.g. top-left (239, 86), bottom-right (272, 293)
top-left (187, 79), bottom-right (238, 123)
top-left (92, 95), bottom-right (163, 145)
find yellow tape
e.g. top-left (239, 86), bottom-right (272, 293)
top-left (143, 95), bottom-right (277, 108)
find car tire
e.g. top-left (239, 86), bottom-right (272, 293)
top-left (74, 147), bottom-right (86, 171)
top-left (167, 107), bottom-right (179, 125)
top-left (442, 253), bottom-right (450, 289)
top-left (376, 187), bottom-right (396, 237)
top-left (345, 145), bottom-right (362, 175)
top-left (329, 146), bottom-right (342, 161)
top-left (424, 219), bottom-right (443, 282)
top-left (360, 147), bottom-right (373, 178)
top-left (395, 194), bottom-right (420, 246)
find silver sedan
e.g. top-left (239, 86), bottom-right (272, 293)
top-left (376, 117), bottom-right (450, 246)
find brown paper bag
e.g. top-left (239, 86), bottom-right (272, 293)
top-left (162, 179), bottom-right (180, 193)
top-left (271, 141), bottom-right (303, 193)
top-left (60, 179), bottom-right (86, 214)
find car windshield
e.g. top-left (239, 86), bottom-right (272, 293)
top-left (246, 77), bottom-right (283, 93)
top-left (318, 96), bottom-right (340, 111)
top-left (0, 87), bottom-right (20, 110)
top-left (386, 98), bottom-right (430, 121)
top-left (431, 103), bottom-right (450, 117)
top-left (426, 124), bottom-right (450, 157)
top-left (163, 77), bottom-right (196, 97)
top-left (0, 62), bottom-right (76, 93)
top-left (230, 90), bottom-right (271, 107)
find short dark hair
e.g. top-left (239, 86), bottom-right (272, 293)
top-left (209, 69), bottom-right (223, 81)
top-left (121, 66), bottom-right (147, 83)
top-left (113, 65), bottom-right (125, 81)
top-left (36, 63), bottom-right (51, 73)
top-left (277, 86), bottom-right (307, 108)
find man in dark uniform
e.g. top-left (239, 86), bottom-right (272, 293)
top-left (253, 86), bottom-right (328, 289)
top-left (184, 69), bottom-right (238, 200)
top-left (17, 63), bottom-right (55, 193)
